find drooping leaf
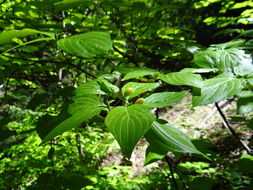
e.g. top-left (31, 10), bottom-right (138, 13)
top-left (159, 72), bottom-right (203, 88)
top-left (122, 68), bottom-right (159, 81)
top-left (57, 32), bottom-right (112, 58)
top-left (105, 104), bottom-right (155, 158)
top-left (38, 95), bottom-right (105, 143)
top-left (194, 48), bottom-right (253, 76)
top-left (193, 77), bottom-right (243, 107)
top-left (144, 91), bottom-right (188, 108)
top-left (145, 120), bottom-right (204, 157)
top-left (121, 82), bottom-right (160, 100)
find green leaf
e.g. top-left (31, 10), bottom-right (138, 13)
top-left (54, 0), bottom-right (88, 11)
top-left (159, 72), bottom-right (203, 88)
top-left (57, 32), bottom-right (112, 58)
top-left (145, 120), bottom-right (203, 156)
top-left (96, 79), bottom-right (119, 95)
top-left (237, 92), bottom-right (253, 114)
top-left (0, 29), bottom-right (38, 45)
top-left (193, 77), bottom-right (243, 107)
top-left (75, 79), bottom-right (119, 96)
top-left (237, 154), bottom-right (253, 174)
top-left (0, 29), bottom-right (54, 45)
top-left (180, 68), bottom-right (217, 74)
top-left (194, 49), bottom-right (253, 76)
top-left (121, 82), bottom-right (160, 100)
top-left (122, 68), bottom-right (159, 81)
top-left (144, 146), bottom-right (165, 166)
top-left (76, 80), bottom-right (106, 95)
top-left (105, 104), bottom-right (155, 158)
top-left (38, 95), bottom-right (105, 143)
top-left (144, 91), bottom-right (188, 108)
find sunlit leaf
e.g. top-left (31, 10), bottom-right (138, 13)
top-left (105, 104), bottom-right (155, 158)
top-left (193, 77), bottom-right (243, 106)
top-left (144, 91), bottom-right (188, 108)
top-left (160, 72), bottom-right (203, 88)
top-left (121, 82), bottom-right (160, 99)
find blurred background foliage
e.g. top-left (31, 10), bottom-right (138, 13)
top-left (0, 0), bottom-right (253, 189)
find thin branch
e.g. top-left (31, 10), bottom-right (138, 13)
top-left (165, 156), bottom-right (179, 190)
top-left (215, 102), bottom-right (253, 155)
top-left (0, 76), bottom-right (11, 105)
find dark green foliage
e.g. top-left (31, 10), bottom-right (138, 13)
top-left (0, 0), bottom-right (253, 189)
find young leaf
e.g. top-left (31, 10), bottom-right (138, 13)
top-left (145, 120), bottom-right (203, 156)
top-left (193, 77), bottom-right (243, 107)
top-left (122, 68), bottom-right (159, 81)
top-left (121, 82), bottom-right (160, 99)
top-left (57, 32), bottom-right (112, 58)
top-left (105, 104), bottom-right (155, 158)
top-left (144, 91), bottom-right (188, 108)
top-left (159, 72), bottom-right (203, 88)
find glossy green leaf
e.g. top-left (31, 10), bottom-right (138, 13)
top-left (57, 32), bottom-right (112, 58)
top-left (121, 82), bottom-right (160, 99)
top-left (159, 72), bottom-right (203, 88)
top-left (144, 91), bottom-right (188, 108)
top-left (180, 68), bottom-right (217, 74)
top-left (193, 77), bottom-right (243, 107)
top-left (145, 120), bottom-right (203, 156)
top-left (122, 68), bottom-right (159, 81)
top-left (39, 95), bottom-right (105, 143)
top-left (105, 104), bottom-right (155, 158)
top-left (194, 49), bottom-right (253, 76)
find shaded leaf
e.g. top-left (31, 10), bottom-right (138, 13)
top-left (38, 95), bottom-right (105, 143)
top-left (144, 146), bottom-right (165, 166)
